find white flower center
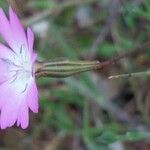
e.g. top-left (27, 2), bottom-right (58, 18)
top-left (2, 45), bottom-right (33, 93)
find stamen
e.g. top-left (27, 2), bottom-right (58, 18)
top-left (20, 44), bottom-right (27, 60)
top-left (1, 58), bottom-right (14, 65)
top-left (1, 58), bottom-right (22, 68)
top-left (20, 44), bottom-right (24, 54)
top-left (21, 83), bottom-right (28, 93)
top-left (9, 70), bottom-right (20, 84)
top-left (10, 48), bottom-right (17, 55)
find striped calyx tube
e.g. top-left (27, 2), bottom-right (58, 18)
top-left (34, 58), bottom-right (102, 78)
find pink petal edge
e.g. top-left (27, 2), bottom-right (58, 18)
top-left (27, 79), bottom-right (39, 113)
top-left (9, 7), bottom-right (28, 52)
top-left (0, 8), bottom-right (15, 50)
top-left (27, 27), bottom-right (34, 52)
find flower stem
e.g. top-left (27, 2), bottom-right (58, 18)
top-left (108, 70), bottom-right (150, 79)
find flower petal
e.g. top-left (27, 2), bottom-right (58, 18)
top-left (17, 100), bottom-right (29, 129)
top-left (0, 43), bottom-right (14, 59)
top-left (0, 82), bottom-right (11, 109)
top-left (0, 84), bottom-right (24, 129)
top-left (0, 8), bottom-right (16, 50)
top-left (0, 80), bottom-right (31, 129)
top-left (31, 52), bottom-right (37, 63)
top-left (27, 28), bottom-right (37, 63)
top-left (27, 79), bottom-right (39, 113)
top-left (27, 27), bottom-right (34, 52)
top-left (9, 7), bottom-right (27, 53)
top-left (0, 60), bottom-right (8, 84)
top-left (0, 44), bottom-right (12, 83)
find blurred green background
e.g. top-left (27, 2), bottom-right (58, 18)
top-left (0, 0), bottom-right (150, 150)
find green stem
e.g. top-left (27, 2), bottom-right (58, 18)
top-left (108, 70), bottom-right (150, 79)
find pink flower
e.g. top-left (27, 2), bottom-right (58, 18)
top-left (0, 7), bottom-right (38, 129)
